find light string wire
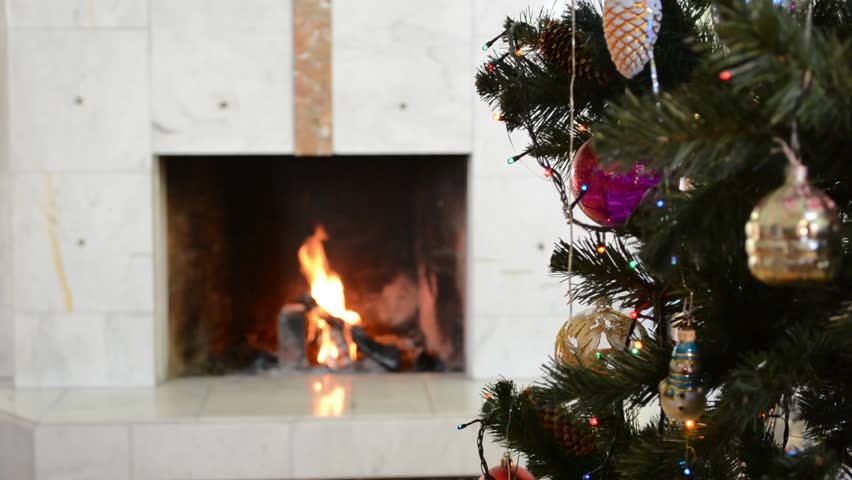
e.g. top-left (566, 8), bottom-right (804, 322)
top-left (567, 0), bottom-right (578, 324)
top-left (480, 2), bottom-right (667, 476)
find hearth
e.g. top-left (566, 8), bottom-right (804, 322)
top-left (163, 156), bottom-right (467, 377)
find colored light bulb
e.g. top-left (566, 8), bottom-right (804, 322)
top-left (629, 260), bottom-right (638, 269)
top-left (588, 417), bottom-right (599, 427)
top-left (656, 199), bottom-right (665, 208)
top-left (629, 310), bottom-right (640, 320)
top-left (544, 168), bottom-right (553, 178)
top-left (719, 70), bottom-right (732, 81)
top-left (492, 113), bottom-right (504, 121)
top-left (596, 244), bottom-right (606, 254)
top-left (580, 184), bottom-right (589, 192)
top-left (684, 419), bottom-right (696, 429)
top-left (487, 63), bottom-right (495, 73)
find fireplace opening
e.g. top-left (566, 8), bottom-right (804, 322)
top-left (163, 155), bottom-right (467, 377)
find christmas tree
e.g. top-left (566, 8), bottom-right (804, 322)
top-left (469, 0), bottom-right (852, 478)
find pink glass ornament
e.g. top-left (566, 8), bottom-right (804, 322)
top-left (570, 140), bottom-right (661, 227)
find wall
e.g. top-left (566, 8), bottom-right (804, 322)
top-left (4, 0), bottom-right (580, 386)
top-left (6, 0), bottom-right (154, 386)
top-left (0, 0), bottom-right (12, 382)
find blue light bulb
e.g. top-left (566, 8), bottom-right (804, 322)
top-left (580, 184), bottom-right (589, 192)
top-left (683, 467), bottom-right (692, 476)
top-left (656, 199), bottom-right (665, 208)
top-left (583, 474), bottom-right (591, 480)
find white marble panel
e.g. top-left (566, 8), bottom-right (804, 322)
top-left (0, 415), bottom-right (35, 480)
top-left (12, 173), bottom-right (153, 313)
top-left (8, 0), bottom-right (148, 28)
top-left (467, 313), bottom-right (567, 379)
top-left (104, 313), bottom-right (155, 386)
top-left (34, 425), bottom-right (130, 480)
top-left (201, 375), bottom-right (333, 419)
top-left (0, 175), bottom-right (11, 379)
top-left (0, 306), bottom-right (12, 380)
top-left (424, 375), bottom-right (492, 416)
top-left (0, 173), bottom-right (11, 306)
top-left (291, 417), bottom-right (499, 478)
top-left (0, 387), bottom-right (65, 421)
top-left (43, 382), bottom-right (206, 423)
top-left (132, 423), bottom-right (291, 480)
top-left (469, 175), bottom-right (578, 316)
top-left (0, 2), bottom-right (8, 174)
top-left (14, 312), bottom-right (109, 387)
top-left (8, 30), bottom-right (149, 172)
top-left (332, 0), bottom-right (472, 154)
top-left (349, 374), bottom-right (432, 416)
top-left (151, 0), bottom-right (293, 154)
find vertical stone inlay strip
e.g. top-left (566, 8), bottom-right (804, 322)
top-left (293, 0), bottom-right (333, 155)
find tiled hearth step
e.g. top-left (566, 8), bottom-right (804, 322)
top-left (0, 374), bottom-right (512, 480)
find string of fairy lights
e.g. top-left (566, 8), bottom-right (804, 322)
top-left (467, 1), bottom-right (824, 478)
top-left (469, 3), bottom-right (704, 479)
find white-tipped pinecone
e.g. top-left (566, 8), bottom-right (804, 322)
top-left (603, 0), bottom-right (662, 79)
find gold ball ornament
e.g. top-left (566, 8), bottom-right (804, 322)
top-left (658, 327), bottom-right (706, 422)
top-left (745, 165), bottom-right (840, 286)
top-left (555, 298), bottom-right (647, 371)
top-left (603, 0), bottom-right (662, 79)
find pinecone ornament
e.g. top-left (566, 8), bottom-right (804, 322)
top-left (603, 0), bottom-right (662, 78)
top-left (539, 22), bottom-right (609, 86)
top-left (524, 389), bottom-right (597, 456)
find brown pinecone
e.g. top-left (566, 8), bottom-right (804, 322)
top-left (524, 389), bottom-right (597, 457)
top-left (539, 22), bottom-right (608, 86)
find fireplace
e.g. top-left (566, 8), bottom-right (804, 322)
top-left (163, 155), bottom-right (467, 377)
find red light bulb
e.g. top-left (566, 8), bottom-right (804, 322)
top-left (589, 417), bottom-right (599, 427)
top-left (544, 167), bottom-right (553, 178)
top-left (629, 310), bottom-right (640, 320)
top-left (719, 70), bottom-right (732, 82)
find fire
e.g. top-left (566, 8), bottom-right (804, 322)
top-left (298, 226), bottom-right (360, 367)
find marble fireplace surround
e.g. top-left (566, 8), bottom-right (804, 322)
top-left (0, 1), bottom-right (586, 478)
top-left (0, 0), bottom-right (576, 389)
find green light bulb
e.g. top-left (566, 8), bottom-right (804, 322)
top-left (629, 260), bottom-right (639, 269)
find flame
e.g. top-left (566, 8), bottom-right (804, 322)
top-left (298, 226), bottom-right (360, 367)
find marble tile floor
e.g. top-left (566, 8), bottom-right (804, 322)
top-left (0, 374), bottom-right (530, 480)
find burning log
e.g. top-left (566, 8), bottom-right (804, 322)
top-left (300, 295), bottom-right (402, 372)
